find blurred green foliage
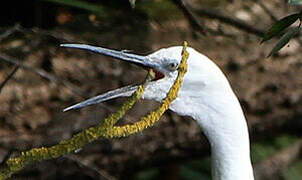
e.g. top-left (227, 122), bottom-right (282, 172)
top-left (135, 168), bottom-right (159, 180)
top-left (251, 134), bottom-right (298, 163)
top-left (136, 1), bottom-right (182, 20)
top-left (180, 157), bottom-right (211, 180)
top-left (134, 135), bottom-right (300, 179)
top-left (283, 161), bottom-right (302, 180)
top-left (261, 13), bottom-right (301, 43)
top-left (40, 0), bottom-right (182, 20)
top-left (288, 0), bottom-right (302, 5)
top-left (262, 12), bottom-right (301, 57)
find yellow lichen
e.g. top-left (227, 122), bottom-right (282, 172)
top-left (103, 41), bottom-right (188, 138)
top-left (0, 42), bottom-right (189, 180)
top-left (0, 83), bottom-right (147, 179)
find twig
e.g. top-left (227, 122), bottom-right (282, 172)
top-left (66, 156), bottom-right (115, 180)
top-left (0, 26), bottom-right (130, 114)
top-left (0, 53), bottom-right (88, 98)
top-left (0, 24), bottom-right (21, 41)
top-left (254, 0), bottom-right (278, 22)
top-left (0, 66), bottom-right (19, 93)
top-left (172, 0), bottom-right (239, 38)
top-left (0, 24), bottom-right (77, 43)
top-left (173, 0), bottom-right (237, 37)
top-left (182, 0), bottom-right (265, 37)
top-left (204, 26), bottom-right (238, 38)
top-left (172, 0), bottom-right (206, 35)
top-left (0, 25), bottom-right (117, 113)
top-left (25, 27), bottom-right (77, 42)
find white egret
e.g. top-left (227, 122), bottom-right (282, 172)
top-left (61, 44), bottom-right (254, 180)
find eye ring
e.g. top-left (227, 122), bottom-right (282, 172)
top-left (166, 62), bottom-right (179, 71)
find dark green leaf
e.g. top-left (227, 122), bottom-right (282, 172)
top-left (267, 27), bottom-right (300, 57)
top-left (41, 0), bottom-right (103, 13)
top-left (288, 0), bottom-right (302, 5)
top-left (261, 13), bottom-right (301, 43)
top-left (129, 0), bottom-right (136, 8)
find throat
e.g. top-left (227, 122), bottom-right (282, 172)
top-left (208, 125), bottom-right (254, 180)
top-left (173, 92), bottom-right (255, 180)
top-left (195, 99), bottom-right (254, 180)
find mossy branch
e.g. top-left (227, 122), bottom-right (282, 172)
top-left (0, 83), bottom-right (146, 179)
top-left (0, 41), bottom-right (189, 179)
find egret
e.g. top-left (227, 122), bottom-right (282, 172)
top-left (61, 44), bottom-right (254, 180)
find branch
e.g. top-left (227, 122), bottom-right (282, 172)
top-left (0, 42), bottom-right (189, 179)
top-left (0, 25), bottom-right (132, 114)
top-left (63, 156), bottom-right (114, 180)
top-left (0, 53), bottom-right (88, 98)
top-left (0, 24), bottom-right (77, 43)
top-left (172, 0), bottom-right (206, 35)
top-left (0, 66), bottom-right (19, 93)
top-left (181, 0), bottom-right (265, 37)
top-left (173, 0), bottom-right (240, 38)
top-left (253, 0), bottom-right (278, 22)
top-left (0, 24), bottom-right (21, 41)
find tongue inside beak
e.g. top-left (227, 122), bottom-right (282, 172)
top-left (152, 69), bottom-right (165, 81)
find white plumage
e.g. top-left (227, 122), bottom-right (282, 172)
top-left (62, 44), bottom-right (254, 180)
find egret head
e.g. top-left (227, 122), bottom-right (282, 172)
top-left (61, 44), bottom-right (233, 119)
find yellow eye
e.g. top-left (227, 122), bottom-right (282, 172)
top-left (166, 62), bottom-right (179, 71)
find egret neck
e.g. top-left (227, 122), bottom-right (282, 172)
top-left (61, 44), bottom-right (255, 180)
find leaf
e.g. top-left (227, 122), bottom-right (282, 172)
top-left (41, 0), bottom-right (103, 13)
top-left (288, 0), bottom-right (302, 5)
top-left (261, 13), bottom-right (301, 43)
top-left (267, 27), bottom-right (300, 57)
top-left (129, 0), bottom-right (136, 8)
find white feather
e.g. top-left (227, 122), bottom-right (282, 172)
top-left (143, 47), bottom-right (254, 180)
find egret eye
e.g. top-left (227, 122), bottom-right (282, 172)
top-left (166, 62), bottom-right (179, 71)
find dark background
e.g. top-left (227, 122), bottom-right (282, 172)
top-left (0, 0), bottom-right (301, 179)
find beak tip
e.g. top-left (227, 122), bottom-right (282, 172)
top-left (60, 44), bottom-right (70, 48)
top-left (63, 107), bottom-right (70, 112)
top-left (63, 105), bottom-right (76, 112)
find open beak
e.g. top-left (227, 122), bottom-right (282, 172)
top-left (60, 44), bottom-right (164, 112)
